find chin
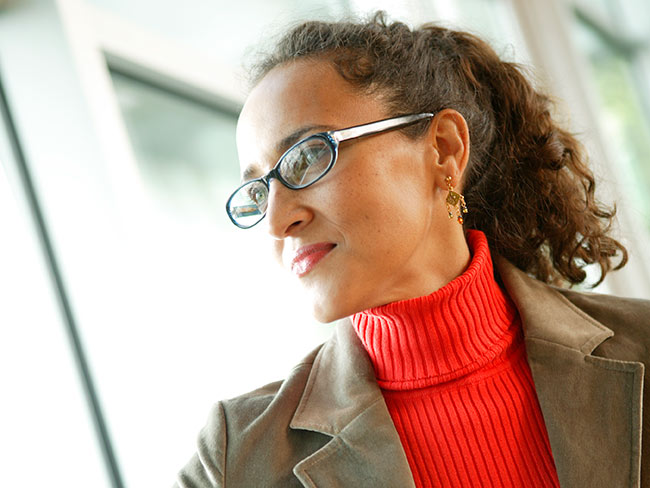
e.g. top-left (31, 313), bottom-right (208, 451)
top-left (311, 295), bottom-right (350, 324)
top-left (311, 290), bottom-right (366, 324)
top-left (307, 274), bottom-right (378, 323)
top-left (312, 304), bottom-right (340, 324)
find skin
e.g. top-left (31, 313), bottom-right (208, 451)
top-left (236, 58), bottom-right (472, 323)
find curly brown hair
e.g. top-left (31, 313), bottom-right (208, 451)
top-left (250, 12), bottom-right (628, 288)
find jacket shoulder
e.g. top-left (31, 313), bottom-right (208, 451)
top-left (221, 344), bottom-right (322, 429)
top-left (173, 343), bottom-right (329, 488)
top-left (554, 287), bottom-right (650, 361)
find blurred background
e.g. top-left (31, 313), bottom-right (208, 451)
top-left (1, 0), bottom-right (649, 486)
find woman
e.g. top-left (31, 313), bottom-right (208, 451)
top-left (175, 13), bottom-right (650, 488)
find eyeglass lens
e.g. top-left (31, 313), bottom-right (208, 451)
top-left (228, 136), bottom-right (334, 228)
top-left (278, 137), bottom-right (332, 187)
top-left (227, 180), bottom-right (269, 228)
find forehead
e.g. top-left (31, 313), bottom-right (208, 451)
top-left (235, 59), bottom-right (387, 176)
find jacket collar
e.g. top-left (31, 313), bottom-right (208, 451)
top-left (290, 310), bottom-right (416, 486)
top-left (493, 254), bottom-right (613, 353)
top-left (290, 254), bottom-right (643, 488)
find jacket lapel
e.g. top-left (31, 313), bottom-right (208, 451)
top-left (495, 255), bottom-right (644, 487)
top-left (290, 318), bottom-right (415, 488)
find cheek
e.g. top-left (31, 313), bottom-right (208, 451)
top-left (329, 186), bottom-right (407, 259)
top-left (356, 180), bottom-right (434, 256)
top-left (311, 144), bottom-right (433, 239)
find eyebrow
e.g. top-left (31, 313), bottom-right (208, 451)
top-left (241, 124), bottom-right (330, 182)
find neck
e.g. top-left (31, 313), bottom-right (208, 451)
top-left (351, 229), bottom-right (519, 390)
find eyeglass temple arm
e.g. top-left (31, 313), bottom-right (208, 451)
top-left (330, 113), bottom-right (434, 143)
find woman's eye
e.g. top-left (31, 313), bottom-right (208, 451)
top-left (247, 185), bottom-right (267, 205)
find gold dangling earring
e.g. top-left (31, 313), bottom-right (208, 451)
top-left (445, 176), bottom-right (468, 225)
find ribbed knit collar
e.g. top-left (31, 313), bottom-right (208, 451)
top-left (351, 229), bottom-right (519, 390)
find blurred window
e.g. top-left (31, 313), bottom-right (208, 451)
top-left (86, 0), bottom-right (348, 70)
top-left (0, 77), bottom-right (109, 488)
top-left (571, 0), bottom-right (650, 227)
top-left (110, 70), bottom-right (240, 218)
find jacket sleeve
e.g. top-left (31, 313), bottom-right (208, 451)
top-left (173, 402), bottom-right (226, 488)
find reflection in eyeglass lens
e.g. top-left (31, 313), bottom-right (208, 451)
top-left (280, 138), bottom-right (332, 186)
top-left (231, 181), bottom-right (267, 220)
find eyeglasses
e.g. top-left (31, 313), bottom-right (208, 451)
top-left (226, 112), bottom-right (434, 229)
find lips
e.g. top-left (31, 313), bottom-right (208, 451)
top-left (290, 243), bottom-right (336, 277)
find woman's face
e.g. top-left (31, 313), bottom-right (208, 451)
top-left (236, 59), bottom-right (470, 322)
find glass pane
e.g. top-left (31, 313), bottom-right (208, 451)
top-left (577, 0), bottom-right (650, 38)
top-left (87, 0), bottom-right (529, 72)
top-left (86, 0), bottom-right (348, 71)
top-left (616, 0), bottom-right (650, 38)
top-left (111, 71), bottom-right (239, 217)
top-left (571, 10), bottom-right (650, 228)
top-left (0, 103), bottom-right (109, 488)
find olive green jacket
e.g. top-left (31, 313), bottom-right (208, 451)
top-left (174, 255), bottom-right (650, 487)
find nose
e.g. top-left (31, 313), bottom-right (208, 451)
top-left (265, 179), bottom-right (313, 239)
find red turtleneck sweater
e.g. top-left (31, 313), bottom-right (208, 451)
top-left (351, 229), bottom-right (560, 487)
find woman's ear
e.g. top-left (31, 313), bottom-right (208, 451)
top-left (427, 109), bottom-right (470, 191)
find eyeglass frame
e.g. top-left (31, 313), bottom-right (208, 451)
top-left (226, 112), bottom-right (435, 229)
